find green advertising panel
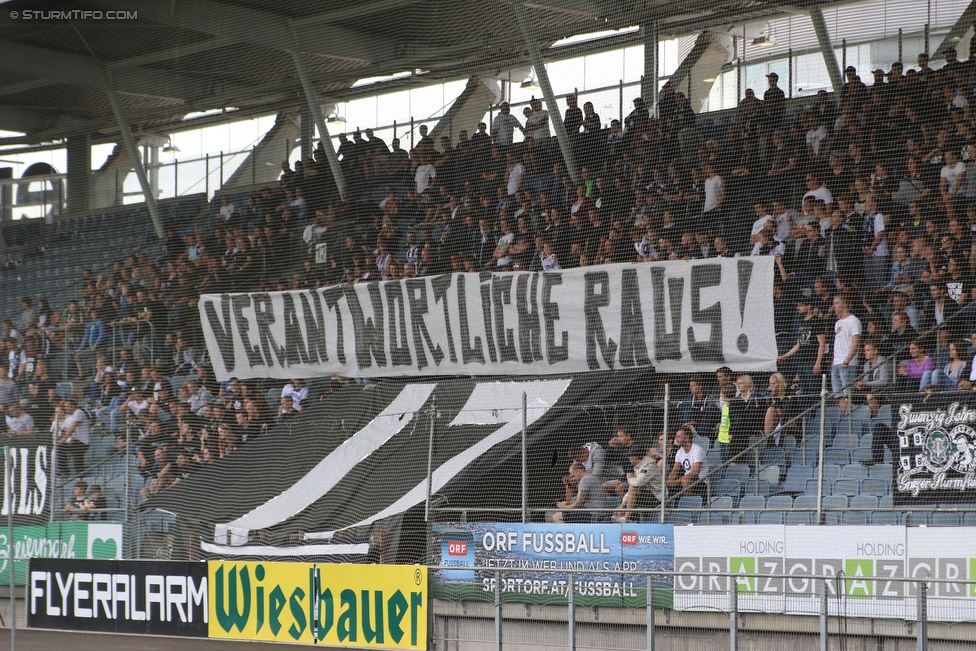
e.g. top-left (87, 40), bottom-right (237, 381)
top-left (0, 521), bottom-right (123, 585)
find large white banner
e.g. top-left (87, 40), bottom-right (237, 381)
top-left (198, 258), bottom-right (776, 381)
top-left (675, 525), bottom-right (976, 622)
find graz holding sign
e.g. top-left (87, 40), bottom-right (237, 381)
top-left (199, 258), bottom-right (776, 381)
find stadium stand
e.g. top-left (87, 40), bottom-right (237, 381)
top-left (8, 45), bottom-right (976, 551)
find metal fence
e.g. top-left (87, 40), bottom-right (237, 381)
top-left (430, 566), bottom-right (974, 651)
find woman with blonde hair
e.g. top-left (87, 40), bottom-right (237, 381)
top-left (727, 374), bottom-right (764, 466)
top-left (764, 373), bottom-right (788, 445)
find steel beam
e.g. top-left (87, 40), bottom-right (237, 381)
top-left (642, 22), bottom-right (659, 115)
top-left (513, 0), bottom-right (579, 185)
top-left (106, 90), bottom-right (165, 240)
top-left (809, 8), bottom-right (844, 95)
top-left (291, 46), bottom-right (346, 194)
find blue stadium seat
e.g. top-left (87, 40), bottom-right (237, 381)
top-left (758, 511), bottom-right (784, 524)
top-left (669, 495), bottom-right (703, 525)
top-left (823, 464), bottom-right (841, 483)
top-left (824, 448), bottom-right (850, 466)
top-left (709, 497), bottom-right (735, 524)
top-left (832, 434), bottom-right (858, 451)
top-left (851, 495), bottom-right (879, 510)
top-left (871, 511), bottom-right (899, 525)
top-left (786, 511), bottom-right (813, 525)
top-left (759, 465), bottom-right (780, 488)
top-left (742, 478), bottom-right (771, 497)
top-left (833, 478), bottom-right (859, 496)
top-left (805, 478), bottom-right (829, 495)
top-left (860, 478), bottom-right (889, 496)
top-left (822, 495), bottom-right (849, 524)
top-left (906, 512), bottom-right (930, 527)
top-left (841, 511), bottom-right (869, 525)
top-left (869, 464), bottom-right (894, 480)
top-left (783, 465), bottom-right (814, 493)
top-left (722, 465), bottom-right (750, 484)
top-left (839, 464), bottom-right (867, 481)
top-left (706, 449), bottom-right (723, 470)
top-left (738, 495), bottom-right (765, 525)
top-left (930, 512), bottom-right (960, 527)
top-left (766, 495), bottom-right (793, 511)
top-left (851, 446), bottom-right (873, 464)
top-left (761, 447), bottom-right (787, 470)
top-left (693, 435), bottom-right (710, 450)
top-left (713, 478), bottom-right (741, 504)
top-left (56, 382), bottom-right (73, 399)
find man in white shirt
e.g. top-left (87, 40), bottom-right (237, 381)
top-left (702, 164), bottom-right (724, 215)
top-left (59, 397), bottom-right (91, 477)
top-left (831, 294), bottom-right (861, 414)
top-left (505, 152), bottom-right (525, 196)
top-left (491, 102), bottom-right (522, 148)
top-left (523, 98), bottom-right (550, 142)
top-left (414, 155), bottom-right (436, 195)
top-left (802, 173), bottom-right (834, 206)
top-left (940, 149), bottom-right (966, 220)
top-left (958, 329), bottom-right (976, 390)
top-left (666, 428), bottom-right (708, 498)
top-left (218, 195), bottom-right (236, 223)
top-left (750, 202), bottom-right (772, 236)
top-left (281, 379), bottom-right (308, 412)
top-left (5, 402), bottom-right (34, 435)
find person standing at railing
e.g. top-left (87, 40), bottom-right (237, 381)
top-left (830, 294), bottom-right (861, 416)
top-left (73, 307), bottom-right (105, 381)
top-left (727, 375), bottom-right (764, 467)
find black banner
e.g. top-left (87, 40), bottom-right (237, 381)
top-left (0, 435), bottom-right (53, 526)
top-left (27, 558), bottom-right (208, 637)
top-left (894, 393), bottom-right (976, 504)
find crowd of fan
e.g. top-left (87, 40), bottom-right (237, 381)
top-left (6, 43), bottom-right (976, 501)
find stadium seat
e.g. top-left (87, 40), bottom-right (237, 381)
top-left (706, 449), bottom-right (723, 470)
top-left (851, 446), bottom-right (873, 463)
top-left (713, 478), bottom-right (741, 503)
top-left (805, 478), bottom-right (829, 495)
top-left (785, 511), bottom-right (813, 525)
top-left (758, 511), bottom-right (783, 524)
top-left (822, 495), bottom-right (849, 524)
top-left (780, 435), bottom-right (797, 452)
top-left (824, 448), bottom-right (850, 466)
top-left (963, 512), bottom-right (976, 526)
top-left (709, 496), bottom-right (734, 523)
top-left (832, 434), bottom-right (858, 451)
top-left (761, 447), bottom-right (786, 470)
top-left (766, 495), bottom-right (793, 511)
top-left (860, 478), bottom-right (889, 496)
top-left (669, 495), bottom-right (703, 525)
top-left (742, 478), bottom-right (771, 497)
top-left (823, 464), bottom-right (841, 483)
top-left (851, 495), bottom-right (879, 509)
top-left (905, 512), bottom-right (930, 527)
top-left (841, 511), bottom-right (869, 525)
top-left (839, 464), bottom-right (868, 481)
top-left (879, 495), bottom-right (893, 509)
top-left (722, 465), bottom-right (750, 484)
top-left (930, 512), bottom-right (960, 527)
top-left (265, 387), bottom-right (280, 412)
top-left (738, 495), bottom-right (765, 525)
top-left (871, 511), bottom-right (899, 525)
top-left (869, 464), bottom-right (894, 480)
top-left (832, 478), bottom-right (859, 496)
top-left (783, 465), bottom-right (814, 493)
top-left (759, 465), bottom-right (780, 488)
top-left (692, 435), bottom-right (710, 450)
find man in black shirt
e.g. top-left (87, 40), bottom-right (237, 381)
top-left (763, 72), bottom-right (786, 126)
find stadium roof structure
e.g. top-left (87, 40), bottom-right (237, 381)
top-left (0, 0), bottom-right (855, 146)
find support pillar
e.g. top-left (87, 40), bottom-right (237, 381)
top-left (512, 0), bottom-right (579, 185)
top-left (290, 43), bottom-right (346, 194)
top-left (66, 135), bottom-right (91, 214)
top-left (300, 101), bottom-right (313, 163)
top-left (809, 8), bottom-right (844, 95)
top-left (106, 90), bottom-right (165, 240)
top-left (642, 22), bottom-right (660, 116)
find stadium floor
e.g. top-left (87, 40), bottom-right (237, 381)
top-left (0, 629), bottom-right (334, 650)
